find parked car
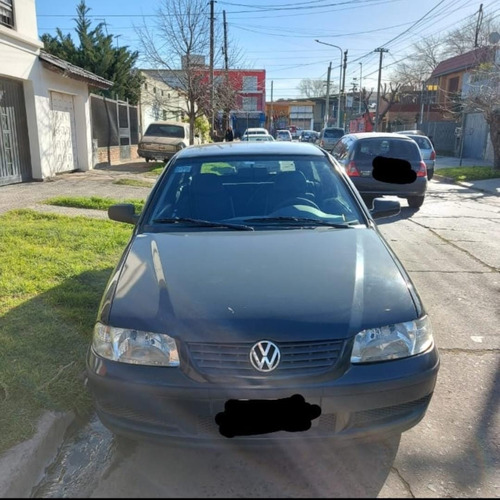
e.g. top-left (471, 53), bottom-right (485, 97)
top-left (241, 127), bottom-right (270, 140)
top-left (331, 132), bottom-right (428, 208)
top-left (87, 141), bottom-right (439, 445)
top-left (397, 134), bottom-right (436, 180)
top-left (300, 130), bottom-right (319, 143)
top-left (276, 129), bottom-right (293, 141)
top-left (318, 127), bottom-right (345, 152)
top-left (138, 121), bottom-right (201, 163)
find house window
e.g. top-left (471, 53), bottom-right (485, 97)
top-left (144, 83), bottom-right (148, 90)
top-left (0, 0), bottom-right (14, 28)
top-left (153, 87), bottom-right (157, 94)
top-left (242, 96), bottom-right (257, 111)
top-left (242, 76), bottom-right (258, 92)
top-left (448, 77), bottom-right (459, 93)
top-left (162, 110), bottom-right (167, 120)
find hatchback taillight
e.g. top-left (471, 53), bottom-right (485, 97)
top-left (417, 161), bottom-right (427, 177)
top-left (430, 150), bottom-right (436, 160)
top-left (346, 161), bottom-right (360, 177)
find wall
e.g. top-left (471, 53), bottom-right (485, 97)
top-left (27, 62), bottom-right (93, 179)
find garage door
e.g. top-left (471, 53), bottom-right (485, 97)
top-left (51, 91), bottom-right (78, 173)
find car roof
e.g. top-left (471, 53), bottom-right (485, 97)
top-left (341, 132), bottom-right (417, 141)
top-left (174, 141), bottom-right (326, 159)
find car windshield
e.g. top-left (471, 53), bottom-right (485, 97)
top-left (144, 124), bottom-right (185, 138)
top-left (144, 155), bottom-right (364, 230)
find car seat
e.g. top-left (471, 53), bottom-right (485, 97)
top-left (189, 174), bottom-right (235, 220)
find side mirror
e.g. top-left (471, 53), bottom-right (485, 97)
top-left (108, 203), bottom-right (139, 225)
top-left (370, 198), bottom-right (400, 219)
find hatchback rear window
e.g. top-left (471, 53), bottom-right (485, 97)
top-left (354, 139), bottom-right (420, 160)
top-left (145, 124), bottom-right (185, 138)
top-left (324, 129), bottom-right (344, 139)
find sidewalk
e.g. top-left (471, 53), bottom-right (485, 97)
top-left (433, 155), bottom-right (499, 196)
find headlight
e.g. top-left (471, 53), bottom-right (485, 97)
top-left (351, 316), bottom-right (433, 363)
top-left (92, 323), bottom-right (179, 367)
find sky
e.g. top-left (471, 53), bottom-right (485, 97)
top-left (35, 0), bottom-right (499, 100)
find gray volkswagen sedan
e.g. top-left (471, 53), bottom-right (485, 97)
top-left (86, 141), bottom-right (439, 444)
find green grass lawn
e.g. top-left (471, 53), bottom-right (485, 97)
top-left (0, 209), bottom-right (133, 454)
top-left (43, 196), bottom-right (145, 213)
top-left (435, 166), bottom-right (500, 182)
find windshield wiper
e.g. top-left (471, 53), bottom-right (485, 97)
top-left (152, 217), bottom-right (254, 231)
top-left (242, 216), bottom-right (353, 228)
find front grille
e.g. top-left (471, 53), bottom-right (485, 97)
top-left (187, 339), bottom-right (344, 376)
top-left (349, 394), bottom-right (432, 428)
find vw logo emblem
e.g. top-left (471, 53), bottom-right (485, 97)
top-left (249, 341), bottom-right (281, 372)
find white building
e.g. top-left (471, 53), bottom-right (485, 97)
top-left (139, 70), bottom-right (188, 135)
top-left (0, 0), bottom-right (112, 186)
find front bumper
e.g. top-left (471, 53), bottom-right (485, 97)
top-left (138, 148), bottom-right (177, 160)
top-left (351, 176), bottom-right (427, 198)
top-left (86, 344), bottom-right (439, 445)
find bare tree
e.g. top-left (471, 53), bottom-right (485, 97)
top-left (297, 78), bottom-right (333, 98)
top-left (462, 59), bottom-right (500, 169)
top-left (136, 0), bottom-right (242, 143)
top-left (360, 84), bottom-right (401, 130)
top-left (444, 14), bottom-right (499, 55)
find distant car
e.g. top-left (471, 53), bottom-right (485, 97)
top-left (300, 130), bottom-right (319, 143)
top-left (241, 128), bottom-right (271, 140)
top-left (331, 132), bottom-right (428, 208)
top-left (395, 130), bottom-right (426, 136)
top-left (242, 135), bottom-right (275, 142)
top-left (318, 127), bottom-right (345, 152)
top-left (276, 129), bottom-right (292, 141)
top-left (86, 141), bottom-right (439, 445)
top-left (138, 121), bottom-right (201, 163)
top-left (397, 134), bottom-right (436, 180)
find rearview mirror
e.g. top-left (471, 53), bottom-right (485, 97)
top-left (108, 204), bottom-right (139, 225)
top-left (370, 199), bottom-right (400, 219)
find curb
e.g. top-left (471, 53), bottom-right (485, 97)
top-left (432, 174), bottom-right (497, 195)
top-left (0, 411), bottom-right (75, 498)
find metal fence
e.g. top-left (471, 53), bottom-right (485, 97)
top-left (391, 120), bottom-right (459, 156)
top-left (90, 94), bottom-right (139, 163)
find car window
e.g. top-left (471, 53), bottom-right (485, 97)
top-left (144, 124), bottom-right (185, 138)
top-left (145, 155), bottom-right (364, 228)
top-left (354, 138), bottom-right (421, 160)
top-left (324, 129), bottom-right (344, 139)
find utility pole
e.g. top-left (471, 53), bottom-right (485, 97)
top-left (270, 80), bottom-right (274, 134)
top-left (324, 62), bottom-right (332, 127)
top-left (475, 3), bottom-right (483, 48)
top-left (210, 0), bottom-right (215, 138)
top-left (340, 50), bottom-right (348, 129)
top-left (223, 10), bottom-right (229, 71)
top-left (358, 62), bottom-right (362, 114)
top-left (374, 47), bottom-right (388, 132)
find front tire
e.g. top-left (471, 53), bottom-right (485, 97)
top-left (145, 158), bottom-right (150, 163)
top-left (407, 196), bottom-right (425, 208)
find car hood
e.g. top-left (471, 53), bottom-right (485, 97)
top-left (105, 228), bottom-right (419, 342)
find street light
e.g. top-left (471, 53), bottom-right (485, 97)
top-left (315, 40), bottom-right (343, 128)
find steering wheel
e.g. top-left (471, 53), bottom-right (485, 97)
top-left (274, 197), bottom-right (320, 211)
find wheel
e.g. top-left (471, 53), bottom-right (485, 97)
top-left (427, 169), bottom-right (434, 181)
top-left (145, 158), bottom-right (150, 163)
top-left (274, 197), bottom-right (320, 211)
top-left (407, 196), bottom-right (425, 208)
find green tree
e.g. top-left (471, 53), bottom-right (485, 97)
top-left (40, 1), bottom-right (143, 104)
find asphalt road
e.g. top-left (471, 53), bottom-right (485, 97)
top-left (25, 176), bottom-right (499, 498)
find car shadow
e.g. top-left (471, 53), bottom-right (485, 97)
top-left (374, 205), bottom-right (420, 226)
